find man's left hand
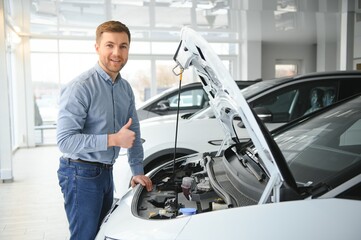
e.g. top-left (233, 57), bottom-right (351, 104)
top-left (131, 175), bottom-right (153, 192)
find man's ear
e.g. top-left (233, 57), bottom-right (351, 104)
top-left (95, 43), bottom-right (99, 54)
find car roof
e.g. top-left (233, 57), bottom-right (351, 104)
top-left (242, 70), bottom-right (361, 99)
top-left (180, 79), bottom-right (261, 89)
top-left (137, 79), bottom-right (261, 110)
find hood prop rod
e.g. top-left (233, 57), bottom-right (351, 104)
top-left (171, 66), bottom-right (184, 213)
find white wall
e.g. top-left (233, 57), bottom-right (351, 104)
top-left (261, 43), bottom-right (317, 80)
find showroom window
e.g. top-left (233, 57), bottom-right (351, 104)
top-left (112, 0), bottom-right (150, 28)
top-left (30, 38), bottom-right (98, 144)
top-left (155, 1), bottom-right (192, 28)
top-left (275, 60), bottom-right (301, 78)
top-left (121, 59), bottom-right (151, 104)
top-left (28, 0), bottom-right (238, 145)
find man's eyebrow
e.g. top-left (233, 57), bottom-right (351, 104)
top-left (104, 41), bottom-right (129, 46)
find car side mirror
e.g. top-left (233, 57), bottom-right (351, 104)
top-left (254, 107), bottom-right (273, 123)
top-left (235, 107), bottom-right (273, 129)
top-left (154, 100), bottom-right (170, 111)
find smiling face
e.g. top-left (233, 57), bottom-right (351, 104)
top-left (95, 31), bottom-right (130, 81)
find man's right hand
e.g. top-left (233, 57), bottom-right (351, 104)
top-left (108, 118), bottom-right (135, 148)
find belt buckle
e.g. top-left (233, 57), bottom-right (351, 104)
top-left (102, 163), bottom-right (112, 169)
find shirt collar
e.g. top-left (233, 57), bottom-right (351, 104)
top-left (94, 62), bottom-right (122, 84)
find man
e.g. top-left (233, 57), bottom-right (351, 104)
top-left (56, 20), bottom-right (153, 239)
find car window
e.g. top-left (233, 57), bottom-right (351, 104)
top-left (167, 89), bottom-right (207, 109)
top-left (250, 81), bottom-right (338, 123)
top-left (253, 89), bottom-right (299, 122)
top-left (339, 79), bottom-right (361, 100)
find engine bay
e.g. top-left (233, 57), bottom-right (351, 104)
top-left (134, 148), bottom-right (267, 219)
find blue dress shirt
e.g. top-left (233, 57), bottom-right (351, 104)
top-left (57, 62), bottom-right (144, 176)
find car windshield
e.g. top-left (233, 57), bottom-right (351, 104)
top-left (240, 77), bottom-right (286, 99)
top-left (273, 96), bottom-right (361, 186)
top-left (188, 78), bottom-right (291, 121)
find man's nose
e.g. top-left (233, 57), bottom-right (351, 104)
top-left (112, 47), bottom-right (121, 55)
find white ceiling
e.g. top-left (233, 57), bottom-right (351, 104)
top-left (27, 0), bottom-right (343, 45)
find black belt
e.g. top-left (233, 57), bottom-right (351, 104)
top-left (67, 158), bottom-right (113, 169)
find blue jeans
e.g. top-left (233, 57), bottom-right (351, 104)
top-left (57, 157), bottom-right (114, 240)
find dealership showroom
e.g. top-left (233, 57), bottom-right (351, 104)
top-left (1, 0), bottom-right (361, 239)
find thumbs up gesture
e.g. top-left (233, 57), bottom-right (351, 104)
top-left (108, 118), bottom-right (136, 148)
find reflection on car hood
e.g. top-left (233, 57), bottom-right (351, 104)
top-left (140, 113), bottom-right (179, 125)
top-left (173, 27), bottom-right (287, 193)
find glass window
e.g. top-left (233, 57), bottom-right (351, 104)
top-left (30, 0), bottom-right (59, 35)
top-left (31, 53), bottom-right (59, 84)
top-left (155, 60), bottom-right (194, 89)
top-left (129, 42), bottom-right (151, 54)
top-left (275, 63), bottom-right (298, 78)
top-left (121, 60), bottom-right (151, 105)
top-left (112, 1), bottom-right (150, 27)
top-left (338, 79), bottom-right (361, 100)
top-left (59, 40), bottom-right (94, 52)
top-left (151, 42), bottom-right (181, 55)
top-left (251, 81), bottom-right (338, 123)
top-left (156, 60), bottom-right (181, 89)
top-left (58, 1), bottom-right (105, 27)
top-left (221, 59), bottom-right (231, 73)
top-left (168, 89), bottom-right (206, 108)
top-left (253, 89), bottom-right (299, 123)
top-left (30, 23), bottom-right (59, 36)
top-left (210, 43), bottom-right (238, 55)
top-left (30, 39), bottom-right (58, 52)
top-left (195, 1), bottom-right (229, 29)
top-left (31, 53), bottom-right (59, 124)
top-left (59, 53), bottom-right (98, 85)
top-left (30, 0), bottom-right (104, 36)
top-left (155, 1), bottom-right (192, 28)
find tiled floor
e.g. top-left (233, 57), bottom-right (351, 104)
top-left (0, 146), bottom-right (69, 240)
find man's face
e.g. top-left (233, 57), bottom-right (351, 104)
top-left (95, 31), bottom-right (130, 80)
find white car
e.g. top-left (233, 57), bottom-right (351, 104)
top-left (97, 27), bottom-right (361, 239)
top-left (136, 80), bottom-right (258, 121)
top-left (139, 72), bottom-right (361, 173)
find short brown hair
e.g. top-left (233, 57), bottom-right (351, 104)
top-left (96, 20), bottom-right (131, 44)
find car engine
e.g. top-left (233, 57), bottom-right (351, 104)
top-left (134, 148), bottom-right (265, 219)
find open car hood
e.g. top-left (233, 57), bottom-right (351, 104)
top-left (173, 27), bottom-right (299, 202)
